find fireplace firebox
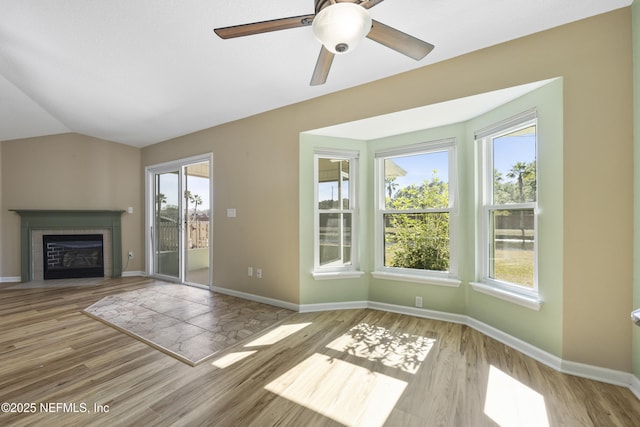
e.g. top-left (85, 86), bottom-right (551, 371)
top-left (43, 234), bottom-right (104, 280)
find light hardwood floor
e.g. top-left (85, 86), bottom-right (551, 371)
top-left (0, 277), bottom-right (639, 426)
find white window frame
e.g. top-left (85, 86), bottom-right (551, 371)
top-left (312, 150), bottom-right (361, 279)
top-left (372, 139), bottom-right (460, 287)
top-left (472, 110), bottom-right (541, 309)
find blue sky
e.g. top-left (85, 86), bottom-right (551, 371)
top-left (389, 150), bottom-right (449, 192)
top-left (493, 135), bottom-right (536, 178)
top-left (157, 174), bottom-right (210, 210)
top-left (387, 133), bottom-right (535, 197)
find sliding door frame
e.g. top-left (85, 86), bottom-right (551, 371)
top-left (145, 153), bottom-right (213, 288)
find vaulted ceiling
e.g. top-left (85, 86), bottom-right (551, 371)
top-left (0, 0), bottom-right (631, 147)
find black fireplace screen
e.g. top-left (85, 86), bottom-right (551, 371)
top-left (43, 234), bottom-right (104, 280)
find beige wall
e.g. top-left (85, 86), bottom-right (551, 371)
top-left (142, 114), bottom-right (303, 303)
top-left (0, 133), bottom-right (143, 276)
top-left (143, 8), bottom-right (634, 370)
top-left (0, 8), bottom-right (633, 372)
top-left (558, 11), bottom-right (633, 370)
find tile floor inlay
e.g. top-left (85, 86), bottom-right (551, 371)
top-left (83, 283), bottom-right (294, 365)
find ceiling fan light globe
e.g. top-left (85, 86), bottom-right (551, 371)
top-left (312, 3), bottom-right (372, 55)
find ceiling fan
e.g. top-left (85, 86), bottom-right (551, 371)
top-left (214, 0), bottom-right (434, 86)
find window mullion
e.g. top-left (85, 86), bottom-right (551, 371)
top-left (489, 203), bottom-right (535, 210)
top-left (383, 208), bottom-right (451, 215)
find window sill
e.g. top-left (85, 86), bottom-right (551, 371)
top-left (371, 271), bottom-right (462, 287)
top-left (469, 281), bottom-right (542, 311)
top-left (312, 270), bottom-right (365, 281)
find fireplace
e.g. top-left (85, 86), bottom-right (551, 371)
top-left (10, 209), bottom-right (125, 282)
top-left (43, 234), bottom-right (104, 280)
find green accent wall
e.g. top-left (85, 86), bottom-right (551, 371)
top-left (464, 80), bottom-right (563, 356)
top-left (299, 78), bottom-right (563, 356)
top-left (299, 135), bottom-right (370, 304)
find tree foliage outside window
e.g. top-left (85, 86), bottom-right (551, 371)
top-left (494, 161), bottom-right (536, 204)
top-left (379, 145), bottom-right (454, 274)
top-left (380, 137), bottom-right (536, 279)
top-left (385, 173), bottom-right (450, 271)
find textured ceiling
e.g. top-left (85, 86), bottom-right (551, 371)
top-left (0, 0), bottom-right (632, 147)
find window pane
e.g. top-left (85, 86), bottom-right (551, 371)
top-left (319, 213), bottom-right (352, 267)
top-left (492, 125), bottom-right (536, 204)
top-left (384, 212), bottom-right (449, 271)
top-left (489, 208), bottom-right (535, 287)
top-left (318, 158), bottom-right (350, 209)
top-left (385, 152), bottom-right (448, 209)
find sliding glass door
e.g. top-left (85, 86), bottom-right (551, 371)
top-left (154, 169), bottom-right (181, 278)
top-left (147, 155), bottom-right (212, 287)
top-left (183, 161), bottom-right (211, 286)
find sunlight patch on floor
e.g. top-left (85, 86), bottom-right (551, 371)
top-left (265, 353), bottom-right (406, 427)
top-left (213, 322), bottom-right (312, 368)
top-left (211, 350), bottom-right (257, 369)
top-left (244, 322), bottom-right (312, 347)
top-left (484, 365), bottom-right (549, 427)
top-left (326, 323), bottom-right (436, 374)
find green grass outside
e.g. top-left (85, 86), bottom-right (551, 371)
top-left (385, 241), bottom-right (534, 288)
top-left (493, 246), bottom-right (534, 287)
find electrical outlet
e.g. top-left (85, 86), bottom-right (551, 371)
top-left (256, 268), bottom-right (262, 279)
top-left (128, 251), bottom-right (134, 259)
top-left (415, 296), bottom-right (423, 308)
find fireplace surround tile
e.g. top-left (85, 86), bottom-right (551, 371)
top-left (33, 229), bottom-right (113, 280)
top-left (10, 210), bottom-right (125, 282)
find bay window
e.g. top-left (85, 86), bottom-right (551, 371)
top-left (314, 151), bottom-right (358, 275)
top-left (374, 139), bottom-right (458, 285)
top-left (476, 110), bottom-right (538, 298)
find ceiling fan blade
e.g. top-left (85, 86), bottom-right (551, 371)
top-left (367, 20), bottom-right (434, 60)
top-left (214, 14), bottom-right (315, 39)
top-left (310, 46), bottom-right (335, 86)
top-left (360, 0), bottom-right (385, 9)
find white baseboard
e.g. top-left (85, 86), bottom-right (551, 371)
top-left (630, 375), bottom-right (640, 400)
top-left (466, 316), bottom-right (563, 372)
top-left (188, 286), bottom-right (639, 398)
top-left (560, 359), bottom-right (633, 388)
top-left (299, 300), bottom-right (368, 312)
top-left (367, 301), bottom-right (562, 371)
top-left (121, 271), bottom-right (146, 277)
top-left (368, 301), bottom-right (467, 325)
top-left (209, 285), bottom-right (299, 312)
top-left (367, 300), bottom-right (634, 392)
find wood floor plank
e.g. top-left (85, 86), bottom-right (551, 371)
top-left (0, 277), bottom-right (639, 426)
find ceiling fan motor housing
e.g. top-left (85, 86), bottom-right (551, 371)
top-left (335, 43), bottom-right (349, 53)
top-left (312, 2), bottom-right (372, 54)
